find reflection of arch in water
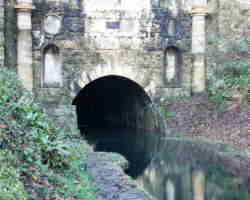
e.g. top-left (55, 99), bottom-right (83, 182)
top-left (42, 44), bottom-right (62, 88)
top-left (164, 176), bottom-right (183, 200)
top-left (192, 170), bottom-right (205, 200)
top-left (166, 179), bottom-right (175, 200)
top-left (163, 46), bottom-right (182, 87)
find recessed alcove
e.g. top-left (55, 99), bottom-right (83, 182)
top-left (168, 19), bottom-right (176, 36)
top-left (43, 44), bottom-right (62, 88)
top-left (163, 46), bottom-right (182, 87)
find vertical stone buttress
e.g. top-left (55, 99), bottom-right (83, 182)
top-left (15, 0), bottom-right (33, 90)
top-left (191, 1), bottom-right (208, 94)
top-left (0, 0), bottom-right (4, 66)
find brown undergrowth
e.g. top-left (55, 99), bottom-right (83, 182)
top-left (164, 96), bottom-right (249, 151)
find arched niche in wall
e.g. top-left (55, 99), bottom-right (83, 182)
top-left (168, 19), bottom-right (176, 37)
top-left (42, 44), bottom-right (62, 88)
top-left (163, 46), bottom-right (182, 87)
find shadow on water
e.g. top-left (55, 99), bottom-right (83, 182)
top-left (84, 127), bottom-right (161, 178)
top-left (84, 128), bottom-right (250, 200)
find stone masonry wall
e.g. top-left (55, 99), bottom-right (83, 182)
top-left (32, 0), bottom-right (86, 104)
top-left (31, 0), bottom-right (193, 104)
top-left (2, 0), bottom-right (249, 104)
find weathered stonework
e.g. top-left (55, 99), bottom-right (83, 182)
top-left (1, 0), bottom-right (249, 103)
top-left (29, 0), bottom-right (193, 104)
top-left (191, 1), bottom-right (208, 94)
top-left (16, 0), bottom-right (34, 90)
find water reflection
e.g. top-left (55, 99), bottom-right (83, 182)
top-left (84, 128), bottom-right (159, 177)
top-left (84, 128), bottom-right (250, 200)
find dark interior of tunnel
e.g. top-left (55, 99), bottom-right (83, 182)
top-left (72, 75), bottom-right (152, 130)
top-left (72, 75), bottom-right (161, 178)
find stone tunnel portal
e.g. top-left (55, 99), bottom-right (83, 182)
top-left (72, 75), bottom-right (157, 132)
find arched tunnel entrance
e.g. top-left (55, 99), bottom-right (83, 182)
top-left (72, 75), bottom-right (164, 177)
top-left (73, 75), bottom-right (157, 130)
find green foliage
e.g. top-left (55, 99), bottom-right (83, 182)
top-left (0, 67), bottom-right (97, 199)
top-left (0, 150), bottom-right (28, 200)
top-left (51, 141), bottom-right (97, 199)
top-left (0, 67), bottom-right (65, 168)
top-left (208, 36), bottom-right (250, 108)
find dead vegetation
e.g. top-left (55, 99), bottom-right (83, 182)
top-left (164, 96), bottom-right (249, 151)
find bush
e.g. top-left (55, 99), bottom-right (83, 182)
top-left (0, 67), bottom-right (97, 199)
top-left (0, 67), bottom-right (66, 168)
top-left (0, 150), bottom-right (28, 200)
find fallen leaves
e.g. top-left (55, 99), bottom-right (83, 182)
top-left (0, 124), bottom-right (7, 129)
top-left (165, 97), bottom-right (249, 151)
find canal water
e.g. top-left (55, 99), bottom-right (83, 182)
top-left (84, 128), bottom-right (250, 200)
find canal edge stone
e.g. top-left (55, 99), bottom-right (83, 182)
top-left (86, 151), bottom-right (156, 200)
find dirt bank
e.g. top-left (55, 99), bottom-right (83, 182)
top-left (164, 96), bottom-right (249, 151)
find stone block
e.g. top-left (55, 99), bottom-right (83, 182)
top-left (60, 40), bottom-right (80, 49)
top-left (95, 36), bottom-right (120, 50)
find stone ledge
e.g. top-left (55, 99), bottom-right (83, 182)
top-left (15, 4), bottom-right (35, 11)
top-left (86, 151), bottom-right (155, 200)
top-left (191, 4), bottom-right (209, 16)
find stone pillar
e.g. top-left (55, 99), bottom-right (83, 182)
top-left (192, 169), bottom-right (205, 200)
top-left (191, 2), bottom-right (208, 94)
top-left (0, 0), bottom-right (4, 66)
top-left (15, 0), bottom-right (34, 90)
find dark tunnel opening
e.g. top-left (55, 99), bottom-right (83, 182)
top-left (72, 75), bottom-right (163, 177)
top-left (72, 75), bottom-right (155, 130)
